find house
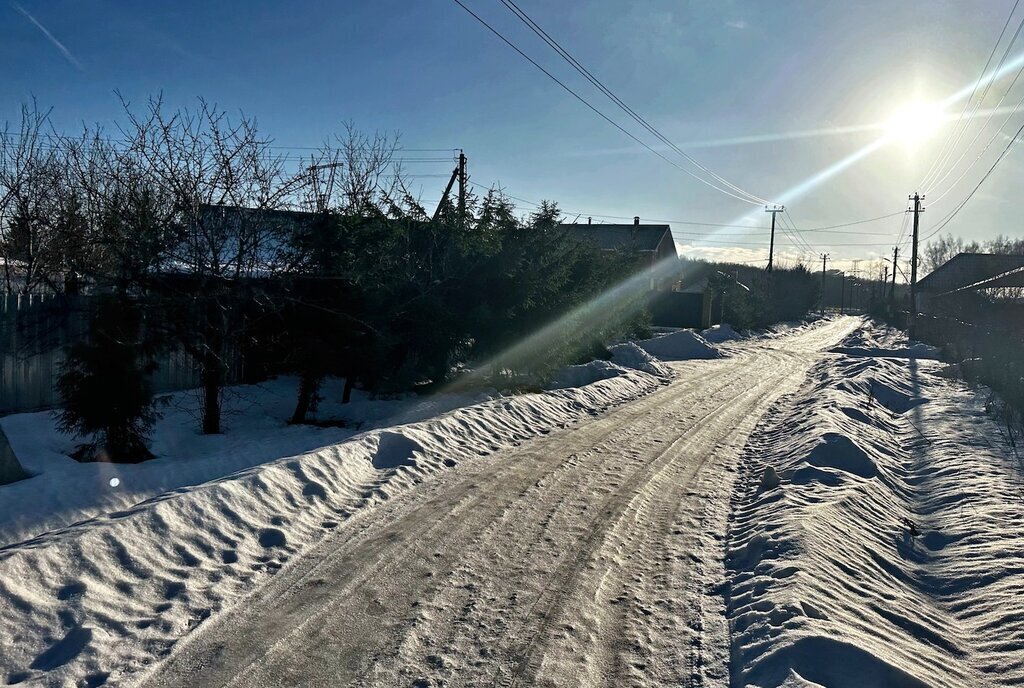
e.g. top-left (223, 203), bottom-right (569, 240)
top-left (561, 217), bottom-right (678, 291)
top-left (915, 253), bottom-right (1024, 315)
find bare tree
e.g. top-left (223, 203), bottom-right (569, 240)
top-left (109, 95), bottom-right (307, 433)
top-left (0, 100), bottom-right (68, 293)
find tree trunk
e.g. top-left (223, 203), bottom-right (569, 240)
top-left (290, 373), bottom-right (318, 424)
top-left (201, 348), bottom-right (222, 434)
top-left (342, 375), bottom-right (354, 404)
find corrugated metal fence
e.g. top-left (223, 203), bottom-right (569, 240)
top-left (0, 294), bottom-right (204, 416)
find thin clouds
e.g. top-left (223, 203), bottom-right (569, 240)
top-left (12, 2), bottom-right (84, 71)
top-left (725, 19), bottom-right (748, 30)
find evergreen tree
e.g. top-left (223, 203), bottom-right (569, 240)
top-left (56, 296), bottom-right (161, 462)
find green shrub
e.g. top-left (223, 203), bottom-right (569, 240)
top-left (57, 296), bottom-right (161, 462)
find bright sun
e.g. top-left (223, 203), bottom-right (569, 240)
top-left (885, 101), bottom-right (946, 143)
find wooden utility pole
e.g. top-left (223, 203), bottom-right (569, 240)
top-left (765, 204), bottom-right (784, 272)
top-left (890, 246), bottom-right (899, 304)
top-left (820, 253), bottom-right (829, 315)
top-left (840, 272), bottom-right (846, 314)
top-left (431, 151), bottom-right (466, 223)
top-left (908, 193), bottom-right (923, 337)
top-left (457, 150), bottom-right (467, 226)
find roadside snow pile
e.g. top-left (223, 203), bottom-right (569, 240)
top-left (830, 321), bottom-right (941, 359)
top-left (548, 359), bottom-right (627, 389)
top-left (636, 329), bottom-right (721, 360)
top-left (701, 323), bottom-right (744, 343)
top-left (0, 376), bottom-right (493, 549)
top-left (550, 343), bottom-right (674, 389)
top-left (757, 315), bottom-right (830, 341)
top-left (608, 341), bottom-right (673, 377)
top-left (0, 368), bottom-right (661, 688)
top-left (727, 337), bottom-right (1024, 687)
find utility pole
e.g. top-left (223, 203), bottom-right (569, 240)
top-left (820, 253), bottom-right (829, 315)
top-left (765, 204), bottom-right (784, 272)
top-left (890, 246), bottom-right (899, 305)
top-left (840, 272), bottom-right (846, 315)
top-left (908, 193), bottom-right (924, 336)
top-left (431, 150), bottom-right (467, 224)
top-left (457, 150), bottom-right (468, 226)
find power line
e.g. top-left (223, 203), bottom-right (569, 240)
top-left (780, 210), bottom-right (818, 257)
top-left (495, 0), bottom-right (770, 206)
top-left (450, 0), bottom-right (770, 206)
top-left (920, 0), bottom-right (1024, 189)
top-left (926, 84), bottom-right (1024, 205)
top-left (0, 130), bottom-right (458, 155)
top-left (467, 182), bottom-right (901, 234)
top-left (895, 207), bottom-right (912, 249)
top-left (921, 115), bottom-right (1024, 242)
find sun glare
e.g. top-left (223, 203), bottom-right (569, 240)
top-left (885, 101), bottom-right (945, 143)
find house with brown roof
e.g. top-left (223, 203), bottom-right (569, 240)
top-left (560, 217), bottom-right (678, 291)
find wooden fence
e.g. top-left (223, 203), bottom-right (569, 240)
top-left (0, 294), bottom-right (204, 416)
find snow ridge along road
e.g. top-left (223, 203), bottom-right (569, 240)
top-left (137, 317), bottom-right (859, 688)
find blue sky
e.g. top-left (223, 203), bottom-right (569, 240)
top-left (2, 0), bottom-right (1020, 271)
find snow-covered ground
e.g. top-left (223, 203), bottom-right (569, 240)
top-left (5, 315), bottom-right (1017, 688)
top-left (727, 323), bottom-right (1024, 687)
top-left (0, 378), bottom-right (498, 549)
top-left (0, 347), bottom-right (672, 687)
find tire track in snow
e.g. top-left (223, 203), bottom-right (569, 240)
top-left (138, 318), bottom-right (860, 688)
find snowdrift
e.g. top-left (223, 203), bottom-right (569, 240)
top-left (0, 377), bottom-right (495, 549)
top-left (829, 322), bottom-right (941, 360)
top-left (727, 327), bottom-right (1024, 687)
top-left (636, 329), bottom-right (721, 360)
top-left (608, 342), bottom-right (673, 377)
top-left (548, 360), bottom-right (626, 389)
top-left (700, 323), bottom-right (744, 343)
top-left (0, 370), bottom-right (661, 687)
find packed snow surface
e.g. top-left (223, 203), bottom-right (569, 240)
top-left (4, 317), bottom-right (1016, 688)
top-left (636, 329), bottom-right (721, 360)
top-left (728, 324), bottom-right (1024, 687)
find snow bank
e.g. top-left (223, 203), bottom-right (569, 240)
top-left (830, 321), bottom-right (941, 360)
top-left (548, 359), bottom-right (627, 389)
top-left (636, 329), bottom-right (721, 360)
top-left (700, 323), bottom-right (744, 343)
top-left (607, 342), bottom-right (672, 377)
top-left (727, 332), bottom-right (1024, 687)
top-left (0, 368), bottom-right (661, 687)
top-left (0, 377), bottom-right (493, 549)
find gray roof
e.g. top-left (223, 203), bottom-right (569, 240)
top-left (561, 224), bottom-right (672, 253)
top-left (917, 253), bottom-right (1024, 293)
top-left (940, 264), bottom-right (1024, 294)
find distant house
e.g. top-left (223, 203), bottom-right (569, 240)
top-left (560, 217), bottom-right (678, 291)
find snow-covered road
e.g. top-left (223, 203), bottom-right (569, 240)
top-left (136, 317), bottom-right (860, 688)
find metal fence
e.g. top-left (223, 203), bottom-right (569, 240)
top-left (0, 294), bottom-right (204, 416)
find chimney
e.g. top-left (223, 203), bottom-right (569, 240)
top-left (633, 216), bottom-right (640, 226)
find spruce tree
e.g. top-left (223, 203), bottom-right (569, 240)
top-left (57, 296), bottom-right (161, 462)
